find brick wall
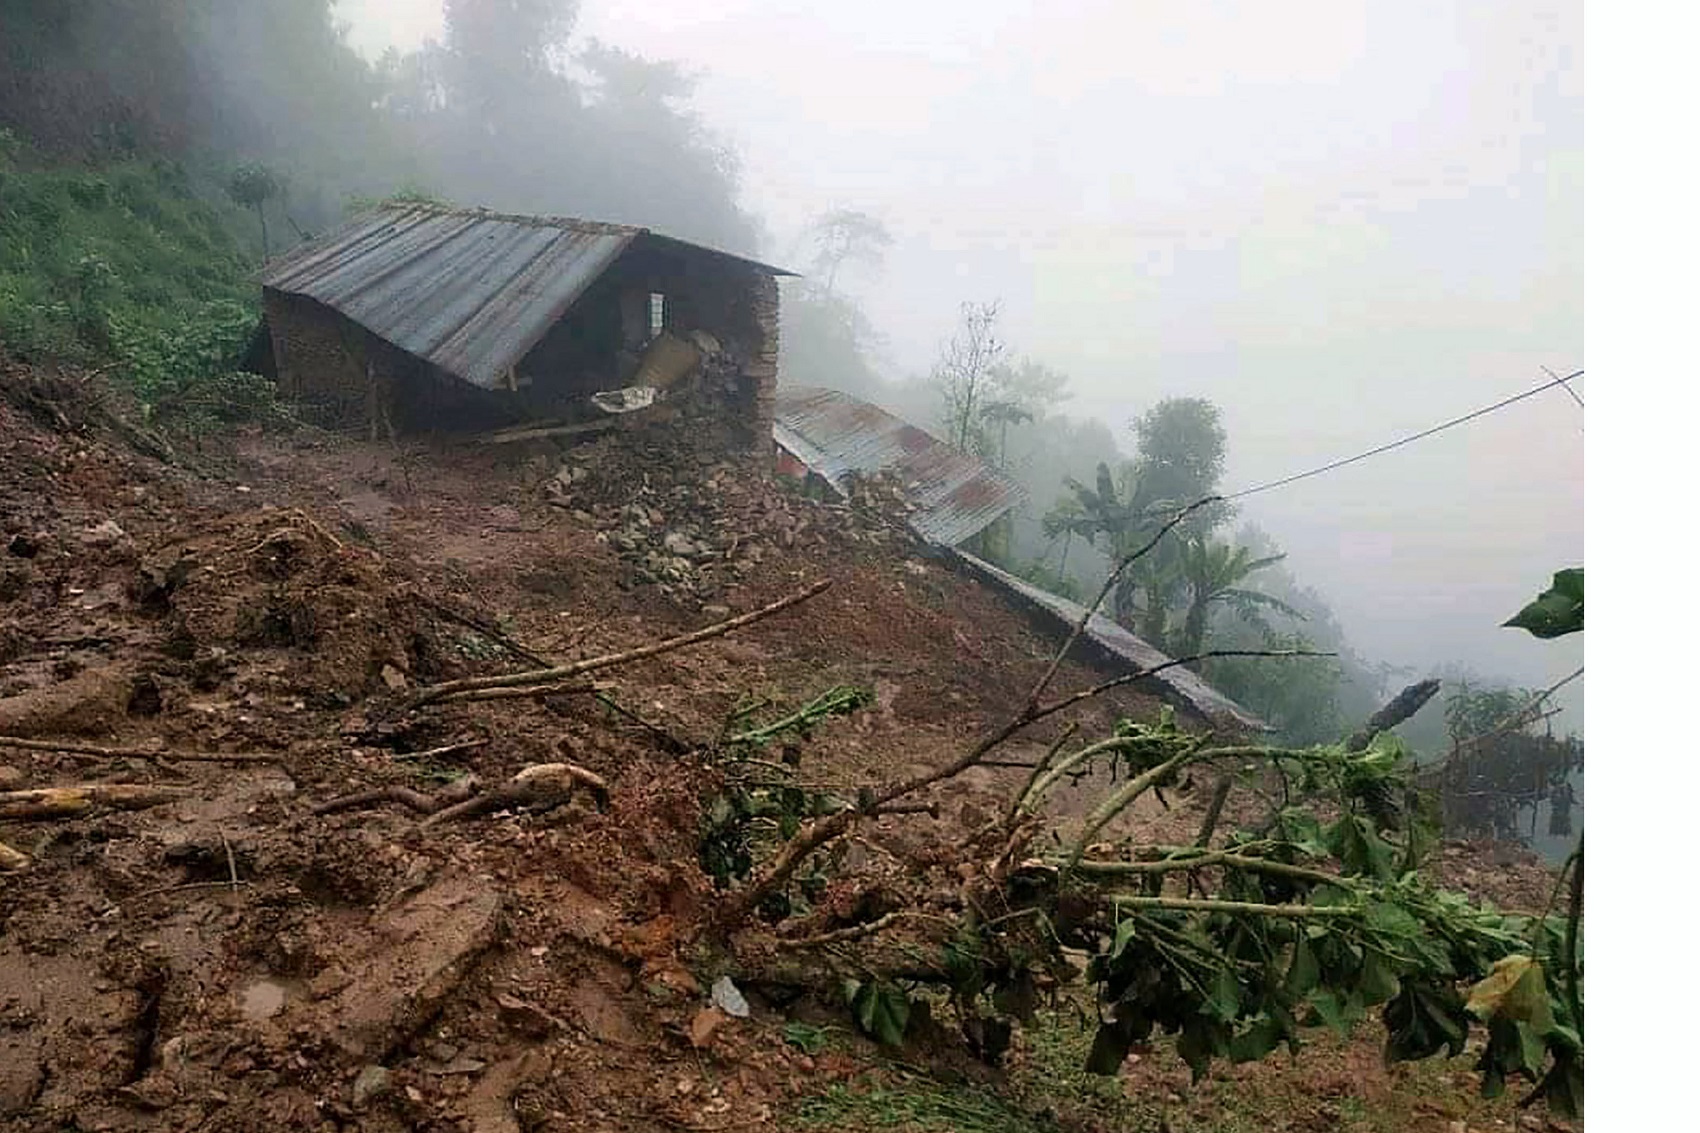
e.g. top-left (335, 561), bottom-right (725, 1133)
top-left (744, 271), bottom-right (780, 451)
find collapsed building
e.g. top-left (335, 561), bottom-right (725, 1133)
top-left (770, 385), bottom-right (1267, 732)
top-left (252, 203), bottom-right (794, 443)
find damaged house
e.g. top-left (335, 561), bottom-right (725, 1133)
top-left (770, 385), bottom-right (1266, 731)
top-left (252, 203), bottom-right (795, 443)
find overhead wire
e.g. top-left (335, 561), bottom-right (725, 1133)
top-left (1223, 368), bottom-right (1583, 501)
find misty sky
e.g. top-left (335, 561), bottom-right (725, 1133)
top-left (334, 0), bottom-right (1583, 715)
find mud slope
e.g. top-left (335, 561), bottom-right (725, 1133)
top-left (2, 361), bottom-right (1202, 1132)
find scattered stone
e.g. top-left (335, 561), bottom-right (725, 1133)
top-left (83, 519), bottom-right (127, 547)
top-left (6, 534), bottom-right (37, 558)
top-left (422, 1055), bottom-right (487, 1076)
top-left (688, 1006), bottom-right (728, 1049)
top-left (321, 877), bottom-right (503, 1059)
top-left (379, 664), bottom-right (408, 691)
top-left (351, 1065), bottom-right (392, 1108)
top-left (710, 976), bottom-right (750, 1019)
top-left (495, 993), bottom-right (556, 1039)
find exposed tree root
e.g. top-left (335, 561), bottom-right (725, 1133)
top-left (312, 782), bottom-right (469, 816)
top-left (419, 762), bottom-right (610, 827)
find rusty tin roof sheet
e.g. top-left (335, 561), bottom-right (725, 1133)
top-left (772, 386), bottom-right (1027, 547)
top-left (260, 204), bottom-right (792, 391)
top-left (950, 549), bottom-right (1270, 732)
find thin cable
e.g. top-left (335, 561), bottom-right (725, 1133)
top-left (1542, 364), bottom-right (1585, 407)
top-left (1225, 369), bottom-right (1583, 501)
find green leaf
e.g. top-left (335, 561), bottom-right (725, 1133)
top-left (1086, 1017), bottom-right (1139, 1075)
top-left (1206, 967), bottom-right (1242, 1022)
top-left (850, 982), bottom-right (910, 1047)
top-left (1357, 950), bottom-right (1401, 1006)
top-left (1229, 1015), bottom-right (1285, 1064)
top-left (1365, 902), bottom-right (1423, 941)
top-left (1285, 935), bottom-right (1320, 998)
top-left (1281, 812), bottom-right (1331, 859)
top-left (1109, 917), bottom-right (1137, 961)
top-left (1513, 1021), bottom-right (1547, 1074)
top-left (1504, 568), bottom-right (1582, 638)
top-left (1176, 1015), bottom-right (1223, 1082)
top-left (1309, 990), bottom-right (1353, 1037)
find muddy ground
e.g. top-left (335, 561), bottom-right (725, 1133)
top-left (0, 363), bottom-right (1566, 1133)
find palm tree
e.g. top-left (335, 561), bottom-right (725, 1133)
top-left (1174, 539), bottom-right (1305, 659)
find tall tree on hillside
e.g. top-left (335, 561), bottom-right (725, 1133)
top-left (1174, 538), bottom-right (1303, 659)
top-left (1129, 396), bottom-right (1232, 535)
top-left (226, 161), bottom-right (282, 258)
top-left (807, 209), bottom-right (893, 298)
top-left (933, 300), bottom-right (1006, 454)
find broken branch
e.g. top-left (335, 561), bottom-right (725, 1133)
top-left (0, 736), bottom-right (282, 763)
top-left (1062, 851), bottom-right (1345, 890)
top-left (777, 910), bottom-right (916, 949)
top-left (406, 579), bottom-right (832, 709)
top-left (1110, 894), bottom-right (1356, 918)
top-left (433, 680), bottom-right (606, 705)
top-left (312, 784), bottom-right (448, 816)
top-left (392, 738), bottom-right (490, 762)
top-left (0, 783), bottom-right (192, 821)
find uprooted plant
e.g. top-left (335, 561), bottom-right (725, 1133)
top-left (705, 499), bottom-right (1584, 1118)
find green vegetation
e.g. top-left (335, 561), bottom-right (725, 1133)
top-left (0, 135), bottom-right (286, 431)
top-left (793, 1081), bottom-right (1042, 1132)
top-left (0, 140), bottom-right (254, 358)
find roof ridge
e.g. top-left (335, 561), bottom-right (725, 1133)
top-left (377, 201), bottom-right (645, 237)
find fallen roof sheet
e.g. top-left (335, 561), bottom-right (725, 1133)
top-left (259, 204), bottom-right (792, 391)
top-left (772, 386), bottom-right (1027, 547)
top-left (948, 549), bottom-right (1270, 732)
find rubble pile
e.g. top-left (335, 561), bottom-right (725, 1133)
top-left (543, 425), bottom-right (922, 603)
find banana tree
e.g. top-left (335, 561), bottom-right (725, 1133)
top-left (1175, 539), bottom-right (1305, 659)
top-left (1046, 463), bottom-right (1183, 636)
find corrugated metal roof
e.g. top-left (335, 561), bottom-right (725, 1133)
top-left (772, 386), bottom-right (1027, 547)
top-left (949, 549), bottom-right (1270, 732)
top-left (260, 204), bottom-right (793, 391)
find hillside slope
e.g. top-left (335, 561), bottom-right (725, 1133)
top-left (0, 357), bottom-right (1213, 1130)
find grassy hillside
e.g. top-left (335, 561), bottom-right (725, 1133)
top-left (0, 131), bottom-right (283, 427)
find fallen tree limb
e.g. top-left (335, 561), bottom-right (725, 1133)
top-left (406, 580), bottom-right (832, 710)
top-left (419, 762), bottom-right (609, 827)
top-left (471, 419), bottom-right (617, 445)
top-left (0, 783), bottom-right (192, 820)
top-left (1342, 678), bottom-right (1441, 752)
top-left (594, 692), bottom-right (695, 755)
top-left (777, 910), bottom-right (916, 949)
top-left (392, 738), bottom-right (490, 762)
top-left (1110, 894), bottom-right (1356, 918)
top-left (0, 839), bottom-right (28, 871)
top-left (0, 736), bottom-right (282, 763)
top-left (312, 784), bottom-right (450, 816)
top-left (433, 681), bottom-right (606, 705)
top-left (1059, 851), bottom-right (1345, 890)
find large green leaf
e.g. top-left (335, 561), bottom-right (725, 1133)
top-left (1504, 568), bottom-right (1582, 638)
top-left (850, 981), bottom-right (911, 1047)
